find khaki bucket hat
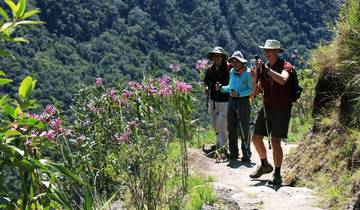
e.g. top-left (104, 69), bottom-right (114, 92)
top-left (259, 39), bottom-right (285, 52)
top-left (207, 46), bottom-right (228, 60)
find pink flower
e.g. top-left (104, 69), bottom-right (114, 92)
top-left (24, 138), bottom-right (32, 147)
top-left (112, 131), bottom-right (131, 143)
top-left (108, 88), bottom-right (117, 101)
top-left (122, 90), bottom-right (133, 100)
top-left (144, 84), bottom-right (157, 95)
top-left (96, 77), bottom-right (103, 87)
top-left (40, 130), bottom-right (55, 141)
top-left (169, 64), bottom-right (181, 73)
top-left (50, 118), bottom-right (62, 132)
top-left (44, 104), bottom-right (57, 116)
top-left (128, 81), bottom-right (143, 90)
top-left (88, 105), bottom-right (99, 113)
top-left (128, 119), bottom-right (140, 129)
top-left (196, 58), bottom-right (209, 71)
top-left (175, 81), bottom-right (192, 92)
top-left (158, 86), bottom-right (172, 97)
top-left (27, 113), bottom-right (42, 121)
top-left (31, 131), bottom-right (39, 137)
top-left (157, 75), bottom-right (171, 86)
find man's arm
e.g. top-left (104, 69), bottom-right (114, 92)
top-left (266, 67), bottom-right (290, 86)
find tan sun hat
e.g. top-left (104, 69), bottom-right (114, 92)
top-left (259, 39), bottom-right (285, 52)
top-left (228, 51), bottom-right (247, 63)
top-left (207, 46), bottom-right (228, 60)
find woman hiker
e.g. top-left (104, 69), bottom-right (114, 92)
top-left (204, 46), bottom-right (230, 155)
top-left (216, 51), bottom-right (253, 162)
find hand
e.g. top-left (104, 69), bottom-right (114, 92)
top-left (230, 90), bottom-right (237, 97)
top-left (215, 82), bottom-right (221, 91)
top-left (205, 86), bottom-right (209, 95)
top-left (250, 67), bottom-right (257, 79)
top-left (255, 59), bottom-right (264, 70)
top-left (255, 82), bottom-right (263, 95)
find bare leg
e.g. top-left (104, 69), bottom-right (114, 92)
top-left (271, 138), bottom-right (283, 168)
top-left (252, 134), bottom-right (266, 159)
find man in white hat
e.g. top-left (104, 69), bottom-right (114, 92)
top-left (250, 39), bottom-right (294, 185)
top-left (204, 46), bottom-right (230, 154)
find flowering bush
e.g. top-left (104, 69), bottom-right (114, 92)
top-left (195, 58), bottom-right (210, 80)
top-left (64, 75), bottom-right (194, 209)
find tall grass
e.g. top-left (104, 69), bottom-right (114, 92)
top-left (336, 0), bottom-right (360, 127)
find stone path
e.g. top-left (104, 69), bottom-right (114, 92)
top-left (188, 143), bottom-right (325, 210)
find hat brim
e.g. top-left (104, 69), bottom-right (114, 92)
top-left (228, 56), bottom-right (247, 63)
top-left (207, 52), bottom-right (228, 60)
top-left (259, 46), bottom-right (285, 53)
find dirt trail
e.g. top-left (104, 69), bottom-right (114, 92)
top-left (188, 143), bottom-right (324, 210)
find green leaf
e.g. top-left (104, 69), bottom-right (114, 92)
top-left (0, 144), bottom-right (25, 157)
top-left (16, 0), bottom-right (26, 18)
top-left (85, 184), bottom-right (92, 210)
top-left (4, 0), bottom-right (18, 14)
top-left (19, 76), bottom-right (34, 100)
top-left (0, 196), bottom-right (12, 207)
top-left (12, 37), bottom-right (29, 43)
top-left (0, 71), bottom-right (6, 76)
top-left (4, 129), bottom-right (21, 137)
top-left (0, 78), bottom-right (13, 85)
top-left (0, 49), bottom-right (15, 59)
top-left (14, 20), bottom-right (45, 26)
top-left (0, 22), bottom-right (13, 32)
top-left (21, 9), bottom-right (39, 19)
top-left (3, 105), bottom-right (16, 118)
top-left (0, 8), bottom-right (9, 21)
top-left (38, 159), bottom-right (85, 184)
top-left (15, 159), bottom-right (33, 171)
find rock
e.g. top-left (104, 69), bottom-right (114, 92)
top-left (201, 204), bottom-right (218, 210)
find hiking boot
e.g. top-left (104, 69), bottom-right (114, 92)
top-left (268, 173), bottom-right (282, 185)
top-left (249, 163), bottom-right (274, 179)
top-left (227, 153), bottom-right (238, 161)
top-left (241, 157), bottom-right (251, 163)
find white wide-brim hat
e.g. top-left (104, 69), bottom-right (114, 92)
top-left (228, 51), bottom-right (247, 63)
top-left (259, 39), bottom-right (285, 52)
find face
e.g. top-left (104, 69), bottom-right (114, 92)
top-left (232, 59), bottom-right (245, 70)
top-left (212, 54), bottom-right (224, 66)
top-left (264, 49), bottom-right (281, 62)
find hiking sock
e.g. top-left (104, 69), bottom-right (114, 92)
top-left (261, 159), bottom-right (268, 167)
top-left (274, 167), bottom-right (281, 176)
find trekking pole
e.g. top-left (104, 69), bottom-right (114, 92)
top-left (262, 96), bottom-right (271, 150)
top-left (233, 91), bottom-right (251, 158)
top-left (254, 55), bottom-right (271, 150)
top-left (205, 82), bottom-right (211, 117)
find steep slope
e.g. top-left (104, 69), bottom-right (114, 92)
top-left (0, 0), bottom-right (339, 111)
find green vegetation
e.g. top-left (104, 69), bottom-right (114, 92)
top-left (183, 176), bottom-right (217, 210)
top-left (284, 1), bottom-right (360, 209)
top-left (288, 69), bottom-right (317, 142)
top-left (0, 0), bottom-right (339, 114)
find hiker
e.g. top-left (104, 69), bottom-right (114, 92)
top-left (216, 51), bottom-right (253, 162)
top-left (250, 39), bottom-right (294, 185)
top-left (204, 46), bottom-right (230, 153)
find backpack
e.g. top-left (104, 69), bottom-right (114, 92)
top-left (289, 66), bottom-right (303, 102)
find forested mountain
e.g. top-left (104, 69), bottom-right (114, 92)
top-left (0, 0), bottom-right (339, 112)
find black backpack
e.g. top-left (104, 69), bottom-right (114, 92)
top-left (290, 66), bottom-right (303, 102)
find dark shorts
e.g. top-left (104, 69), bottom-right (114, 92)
top-left (254, 106), bottom-right (292, 139)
